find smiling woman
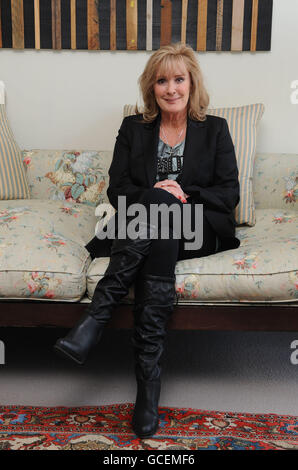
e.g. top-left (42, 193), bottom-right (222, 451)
top-left (153, 61), bottom-right (190, 149)
top-left (54, 42), bottom-right (240, 441)
top-left (154, 62), bottom-right (191, 116)
top-left (138, 43), bottom-right (209, 123)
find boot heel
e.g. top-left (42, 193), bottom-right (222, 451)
top-left (53, 342), bottom-right (86, 365)
top-left (132, 379), bottom-right (161, 438)
top-left (53, 313), bottom-right (102, 365)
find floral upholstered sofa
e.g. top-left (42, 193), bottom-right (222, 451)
top-left (0, 102), bottom-right (297, 330)
top-left (0, 148), bottom-right (297, 327)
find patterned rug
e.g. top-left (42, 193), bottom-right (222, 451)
top-left (0, 403), bottom-right (297, 450)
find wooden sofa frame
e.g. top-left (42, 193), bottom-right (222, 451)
top-left (0, 301), bottom-right (297, 331)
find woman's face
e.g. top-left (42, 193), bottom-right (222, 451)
top-left (153, 59), bottom-right (191, 116)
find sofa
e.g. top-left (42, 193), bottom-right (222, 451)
top-left (0, 97), bottom-right (297, 331)
top-left (0, 146), bottom-right (297, 331)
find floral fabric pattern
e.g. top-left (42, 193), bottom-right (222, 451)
top-left (23, 272), bottom-right (61, 299)
top-left (0, 199), bottom-right (97, 301)
top-left (22, 150), bottom-right (111, 207)
top-left (253, 153), bottom-right (298, 210)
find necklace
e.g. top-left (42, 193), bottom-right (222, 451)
top-left (161, 124), bottom-right (185, 154)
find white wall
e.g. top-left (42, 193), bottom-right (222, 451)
top-left (0, 0), bottom-right (297, 153)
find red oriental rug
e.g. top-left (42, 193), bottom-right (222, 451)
top-left (0, 403), bottom-right (297, 450)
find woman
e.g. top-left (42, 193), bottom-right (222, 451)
top-left (54, 43), bottom-right (240, 439)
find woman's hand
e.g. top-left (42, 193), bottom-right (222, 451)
top-left (154, 179), bottom-right (189, 203)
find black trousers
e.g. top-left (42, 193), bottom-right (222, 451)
top-left (86, 188), bottom-right (217, 278)
top-left (136, 188), bottom-right (217, 277)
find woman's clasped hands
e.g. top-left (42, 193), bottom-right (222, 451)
top-left (154, 179), bottom-right (190, 203)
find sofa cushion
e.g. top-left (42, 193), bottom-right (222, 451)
top-left (253, 153), bottom-right (298, 210)
top-left (86, 209), bottom-right (298, 303)
top-left (0, 200), bottom-right (96, 301)
top-left (22, 149), bottom-right (112, 206)
top-left (208, 104), bottom-right (264, 226)
top-left (0, 82), bottom-right (30, 200)
top-left (123, 103), bottom-right (264, 227)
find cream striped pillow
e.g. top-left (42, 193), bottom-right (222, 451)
top-left (208, 104), bottom-right (264, 226)
top-left (123, 103), bottom-right (264, 226)
top-left (0, 82), bottom-right (30, 200)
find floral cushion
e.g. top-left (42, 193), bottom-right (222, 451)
top-left (253, 153), bottom-right (298, 210)
top-left (0, 199), bottom-right (97, 301)
top-left (22, 150), bottom-right (112, 207)
top-left (86, 208), bottom-right (298, 303)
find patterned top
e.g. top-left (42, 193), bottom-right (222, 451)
top-left (156, 138), bottom-right (185, 182)
top-left (155, 137), bottom-right (219, 252)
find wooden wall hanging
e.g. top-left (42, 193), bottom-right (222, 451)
top-left (0, 0), bottom-right (273, 51)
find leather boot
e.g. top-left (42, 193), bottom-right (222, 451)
top-left (54, 221), bottom-right (156, 365)
top-left (131, 274), bottom-right (176, 438)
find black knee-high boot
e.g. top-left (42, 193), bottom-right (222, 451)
top-left (131, 274), bottom-right (176, 438)
top-left (54, 221), bottom-right (156, 365)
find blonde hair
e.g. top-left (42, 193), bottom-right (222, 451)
top-left (137, 43), bottom-right (209, 122)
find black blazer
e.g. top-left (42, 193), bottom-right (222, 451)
top-left (86, 113), bottom-right (240, 258)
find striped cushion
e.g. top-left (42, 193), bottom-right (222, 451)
top-left (208, 104), bottom-right (264, 226)
top-left (0, 83), bottom-right (30, 200)
top-left (123, 103), bottom-right (264, 226)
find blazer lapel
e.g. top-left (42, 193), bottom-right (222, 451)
top-left (142, 113), bottom-right (161, 187)
top-left (176, 117), bottom-right (207, 187)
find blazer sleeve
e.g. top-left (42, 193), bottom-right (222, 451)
top-left (107, 118), bottom-right (149, 211)
top-left (181, 119), bottom-right (240, 214)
